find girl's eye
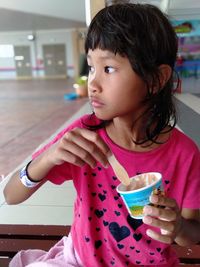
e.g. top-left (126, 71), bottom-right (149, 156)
top-left (104, 66), bottom-right (115, 74)
top-left (88, 65), bottom-right (95, 73)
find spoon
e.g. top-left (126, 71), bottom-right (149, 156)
top-left (108, 154), bottom-right (131, 186)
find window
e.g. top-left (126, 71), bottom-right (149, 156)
top-left (0, 45), bottom-right (14, 58)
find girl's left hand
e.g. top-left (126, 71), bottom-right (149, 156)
top-left (142, 194), bottom-right (183, 244)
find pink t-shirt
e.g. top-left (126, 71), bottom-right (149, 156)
top-left (33, 114), bottom-right (200, 267)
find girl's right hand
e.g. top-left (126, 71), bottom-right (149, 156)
top-left (45, 127), bottom-right (111, 168)
top-left (3, 127), bottom-right (111, 205)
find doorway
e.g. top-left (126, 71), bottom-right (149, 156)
top-left (43, 44), bottom-right (67, 77)
top-left (14, 46), bottom-right (32, 78)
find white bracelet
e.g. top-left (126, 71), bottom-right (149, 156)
top-left (19, 161), bottom-right (41, 188)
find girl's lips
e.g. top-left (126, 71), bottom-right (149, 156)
top-left (90, 99), bottom-right (104, 108)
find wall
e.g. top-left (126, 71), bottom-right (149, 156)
top-left (0, 28), bottom-right (85, 79)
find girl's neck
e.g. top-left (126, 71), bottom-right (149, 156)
top-left (106, 119), bottom-right (170, 152)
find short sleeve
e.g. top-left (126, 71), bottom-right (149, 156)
top-left (182, 147), bottom-right (200, 209)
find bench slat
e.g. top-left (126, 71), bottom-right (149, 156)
top-left (0, 258), bottom-right (11, 267)
top-left (0, 224), bottom-right (68, 237)
top-left (0, 238), bottom-right (58, 255)
top-left (172, 244), bottom-right (200, 259)
top-left (0, 224), bottom-right (199, 266)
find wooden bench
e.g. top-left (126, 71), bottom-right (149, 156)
top-left (0, 224), bottom-right (199, 266)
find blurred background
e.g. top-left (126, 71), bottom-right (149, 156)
top-left (0, 0), bottom-right (200, 177)
top-left (0, 0), bottom-right (86, 80)
top-left (0, 0), bottom-right (200, 82)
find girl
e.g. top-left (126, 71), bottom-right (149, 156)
top-left (4, 3), bottom-right (200, 267)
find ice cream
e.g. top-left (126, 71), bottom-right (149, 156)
top-left (117, 172), bottom-right (162, 219)
top-left (127, 173), bottom-right (158, 191)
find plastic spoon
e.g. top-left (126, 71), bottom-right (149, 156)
top-left (108, 154), bottom-right (131, 186)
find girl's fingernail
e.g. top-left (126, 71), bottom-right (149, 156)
top-left (146, 229), bottom-right (154, 238)
top-left (143, 216), bottom-right (152, 224)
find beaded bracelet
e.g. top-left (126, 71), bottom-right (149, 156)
top-left (19, 161), bottom-right (41, 188)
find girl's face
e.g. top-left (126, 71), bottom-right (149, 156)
top-left (87, 48), bottom-right (148, 122)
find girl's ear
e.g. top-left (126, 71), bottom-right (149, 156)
top-left (158, 64), bottom-right (172, 89)
top-left (151, 64), bottom-right (172, 94)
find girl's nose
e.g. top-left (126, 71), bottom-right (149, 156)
top-left (88, 77), bottom-right (101, 94)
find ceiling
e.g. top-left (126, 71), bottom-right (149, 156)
top-left (0, 0), bottom-right (86, 32)
top-left (0, 0), bottom-right (200, 32)
top-left (136, 0), bottom-right (200, 18)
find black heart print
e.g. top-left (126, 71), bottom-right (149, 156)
top-left (95, 209), bottom-right (104, 218)
top-left (95, 240), bottom-right (102, 249)
top-left (133, 233), bottom-right (142, 241)
top-left (109, 222), bottom-right (130, 242)
top-left (103, 220), bottom-right (109, 226)
top-left (127, 215), bottom-right (143, 231)
top-left (98, 193), bottom-right (106, 201)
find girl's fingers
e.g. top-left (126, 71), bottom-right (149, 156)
top-left (75, 128), bottom-right (111, 156)
top-left (50, 127), bottom-right (111, 168)
top-left (63, 128), bottom-right (111, 167)
top-left (143, 205), bottom-right (177, 221)
top-left (59, 149), bottom-right (86, 167)
top-left (143, 196), bottom-right (182, 244)
top-left (150, 194), bottom-right (178, 210)
top-left (146, 229), bottom-right (173, 244)
top-left (60, 139), bottom-right (98, 168)
top-left (143, 215), bottom-right (175, 233)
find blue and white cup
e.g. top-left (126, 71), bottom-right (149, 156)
top-left (117, 172), bottom-right (162, 219)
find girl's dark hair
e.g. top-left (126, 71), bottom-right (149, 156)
top-left (84, 3), bottom-right (178, 145)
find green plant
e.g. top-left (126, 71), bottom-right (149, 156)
top-left (73, 75), bottom-right (88, 97)
top-left (75, 76), bottom-right (88, 86)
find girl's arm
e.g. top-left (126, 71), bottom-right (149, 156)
top-left (3, 153), bottom-right (55, 205)
top-left (143, 195), bottom-right (200, 246)
top-left (4, 127), bottom-right (111, 205)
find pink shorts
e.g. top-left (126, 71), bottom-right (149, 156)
top-left (9, 233), bottom-right (83, 267)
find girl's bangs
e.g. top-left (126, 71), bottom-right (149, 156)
top-left (85, 27), bottom-right (119, 54)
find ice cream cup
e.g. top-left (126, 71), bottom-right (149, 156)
top-left (116, 172), bottom-right (162, 219)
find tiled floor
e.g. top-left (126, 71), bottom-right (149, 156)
top-left (0, 79), bottom-right (88, 177)
top-left (0, 78), bottom-right (199, 226)
top-left (0, 101), bottom-right (91, 226)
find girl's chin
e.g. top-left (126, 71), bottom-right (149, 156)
top-left (94, 112), bottom-right (112, 121)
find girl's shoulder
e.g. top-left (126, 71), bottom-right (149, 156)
top-left (57, 114), bottom-right (100, 134)
top-left (172, 127), bottom-right (199, 154)
top-left (50, 114), bottom-right (102, 140)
